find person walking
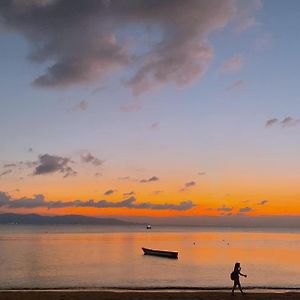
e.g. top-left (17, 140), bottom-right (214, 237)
top-left (231, 262), bottom-right (247, 295)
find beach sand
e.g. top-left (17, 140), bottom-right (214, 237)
top-left (0, 291), bottom-right (299, 300)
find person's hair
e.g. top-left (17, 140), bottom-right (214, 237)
top-left (234, 262), bottom-right (240, 271)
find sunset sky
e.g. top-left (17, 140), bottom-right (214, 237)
top-left (1, 0), bottom-right (300, 221)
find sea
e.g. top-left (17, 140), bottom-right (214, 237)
top-left (0, 225), bottom-right (299, 290)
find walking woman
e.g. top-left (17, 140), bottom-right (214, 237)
top-left (231, 262), bottom-right (247, 295)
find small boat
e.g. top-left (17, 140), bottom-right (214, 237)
top-left (142, 247), bottom-right (178, 259)
top-left (146, 224), bottom-right (152, 229)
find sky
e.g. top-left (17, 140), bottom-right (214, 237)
top-left (0, 0), bottom-right (300, 224)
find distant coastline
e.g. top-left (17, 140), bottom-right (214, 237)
top-left (0, 213), bottom-right (139, 226)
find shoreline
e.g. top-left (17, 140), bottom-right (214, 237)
top-left (0, 290), bottom-right (300, 300)
top-left (1, 286), bottom-right (300, 292)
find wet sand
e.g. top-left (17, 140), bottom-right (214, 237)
top-left (0, 291), bottom-right (299, 300)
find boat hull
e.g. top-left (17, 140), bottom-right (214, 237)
top-left (142, 247), bottom-right (178, 259)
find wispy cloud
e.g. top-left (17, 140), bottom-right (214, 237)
top-left (225, 80), bottom-right (246, 93)
top-left (73, 100), bottom-right (89, 111)
top-left (81, 152), bottom-right (103, 166)
top-left (257, 200), bottom-right (268, 205)
top-left (0, 192), bottom-right (196, 211)
top-left (104, 189), bottom-right (115, 196)
top-left (239, 206), bottom-right (253, 213)
top-left (140, 176), bottom-right (159, 183)
top-left (265, 118), bottom-right (278, 128)
top-left (198, 172), bottom-right (206, 176)
top-left (180, 181), bottom-right (196, 192)
top-left (123, 191), bottom-right (135, 197)
top-left (265, 116), bottom-right (300, 128)
top-left (149, 122), bottom-right (160, 130)
top-left (0, 170), bottom-right (12, 177)
top-left (220, 54), bottom-right (243, 74)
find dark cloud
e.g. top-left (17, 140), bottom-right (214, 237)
top-left (265, 118), bottom-right (278, 128)
top-left (0, 1), bottom-right (259, 94)
top-left (28, 148), bottom-right (34, 152)
top-left (0, 170), bottom-right (12, 177)
top-left (140, 176), bottom-right (159, 183)
top-left (185, 181), bottom-right (196, 188)
top-left (104, 189), bottom-right (115, 196)
top-left (0, 191), bottom-right (196, 211)
top-left (258, 200), bottom-right (268, 205)
top-left (33, 154), bottom-right (77, 177)
top-left (123, 191), bottom-right (135, 197)
top-left (180, 181), bottom-right (196, 192)
top-left (265, 117), bottom-right (300, 128)
top-left (239, 206), bottom-right (253, 213)
top-left (80, 152), bottom-right (103, 166)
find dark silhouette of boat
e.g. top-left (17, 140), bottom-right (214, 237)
top-left (142, 247), bottom-right (178, 259)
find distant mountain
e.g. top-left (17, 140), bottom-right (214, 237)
top-left (0, 213), bottom-right (138, 225)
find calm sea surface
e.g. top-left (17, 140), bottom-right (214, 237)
top-left (0, 225), bottom-right (299, 289)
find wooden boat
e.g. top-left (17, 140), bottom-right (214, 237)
top-left (142, 247), bottom-right (178, 259)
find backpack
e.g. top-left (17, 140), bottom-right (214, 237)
top-left (230, 271), bottom-right (236, 280)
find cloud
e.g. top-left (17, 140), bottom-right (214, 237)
top-left (33, 154), bottom-right (77, 177)
top-left (118, 176), bottom-right (132, 181)
top-left (281, 117), bottom-right (300, 128)
top-left (234, 0), bottom-right (262, 33)
top-left (185, 181), bottom-right (196, 188)
top-left (265, 118), bottom-right (278, 128)
top-left (149, 122), bottom-right (160, 130)
top-left (225, 80), bottom-right (246, 92)
top-left (0, 1), bottom-right (259, 94)
top-left (0, 170), bottom-right (12, 177)
top-left (140, 176), bottom-right (159, 183)
top-left (265, 117), bottom-right (300, 128)
top-left (28, 148), bottom-right (34, 152)
top-left (0, 191), bottom-right (196, 211)
top-left (81, 152), bottom-right (103, 166)
top-left (123, 191), bottom-right (135, 197)
top-left (180, 181), bottom-right (196, 192)
top-left (104, 189), bottom-right (115, 196)
top-left (220, 54), bottom-right (243, 73)
top-left (239, 206), bottom-right (253, 213)
top-left (198, 172), bottom-right (206, 176)
top-left (258, 200), bottom-right (268, 205)
top-left (73, 100), bottom-right (89, 111)
top-left (3, 163), bottom-right (16, 168)
top-left (217, 205), bottom-right (233, 212)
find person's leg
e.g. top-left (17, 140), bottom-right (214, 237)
top-left (231, 282), bottom-right (237, 295)
top-left (237, 282), bottom-right (245, 294)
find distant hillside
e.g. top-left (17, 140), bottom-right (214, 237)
top-left (0, 213), bottom-right (138, 225)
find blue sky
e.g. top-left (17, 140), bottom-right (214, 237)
top-left (0, 0), bottom-right (300, 218)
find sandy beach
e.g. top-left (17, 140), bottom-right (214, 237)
top-left (0, 291), bottom-right (299, 300)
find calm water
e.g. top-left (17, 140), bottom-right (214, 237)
top-left (0, 225), bottom-right (299, 289)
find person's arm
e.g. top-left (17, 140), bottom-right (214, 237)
top-left (239, 272), bottom-right (247, 277)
